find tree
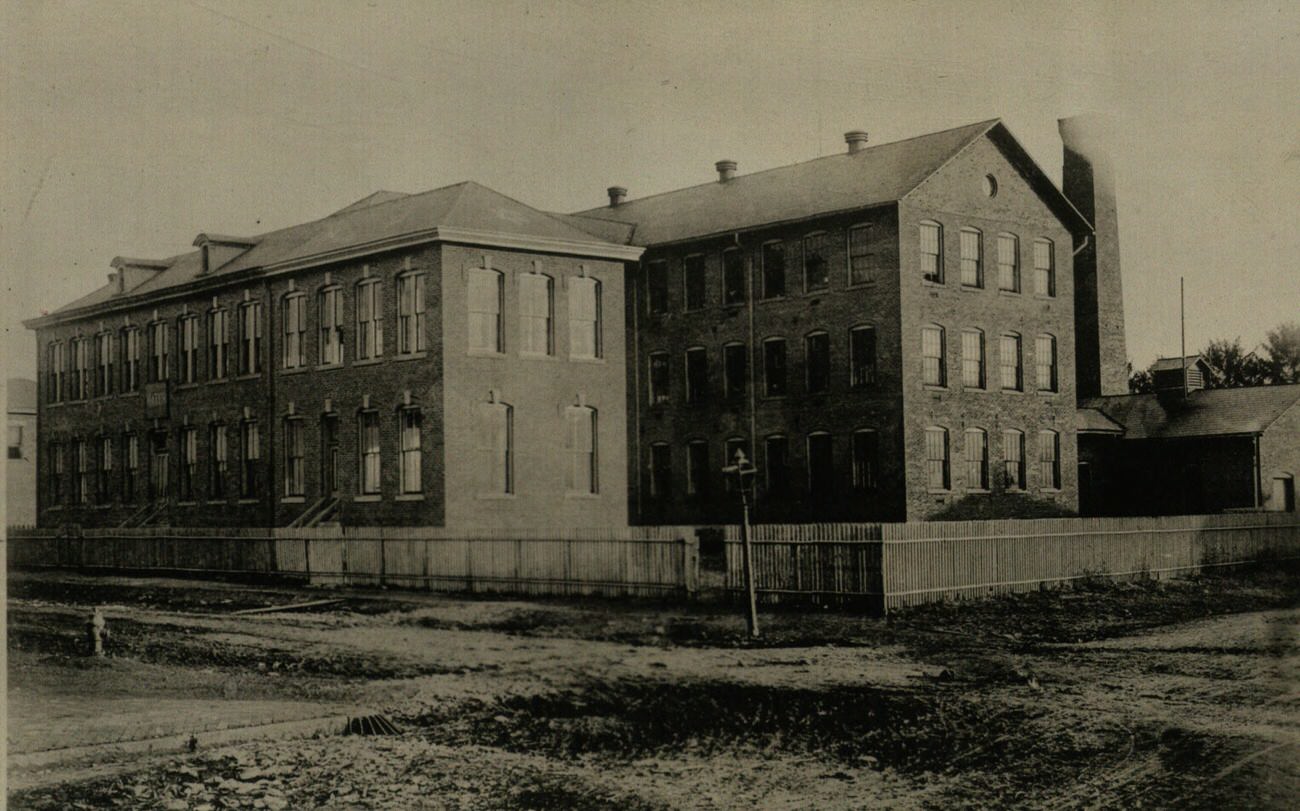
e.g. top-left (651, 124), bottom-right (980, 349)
top-left (1263, 322), bottom-right (1300, 384)
top-left (1200, 338), bottom-right (1271, 389)
top-left (1128, 365), bottom-right (1154, 394)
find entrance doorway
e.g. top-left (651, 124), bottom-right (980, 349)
top-left (321, 415), bottom-right (340, 496)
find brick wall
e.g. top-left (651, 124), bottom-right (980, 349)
top-left (1261, 400), bottom-right (1300, 512)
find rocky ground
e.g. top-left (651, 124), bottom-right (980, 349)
top-left (7, 564), bottom-right (1300, 809)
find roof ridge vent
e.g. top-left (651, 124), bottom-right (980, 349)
top-left (845, 130), bottom-right (870, 154)
top-left (715, 160), bottom-right (737, 183)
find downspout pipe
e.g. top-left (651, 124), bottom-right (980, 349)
top-left (739, 232), bottom-right (757, 473)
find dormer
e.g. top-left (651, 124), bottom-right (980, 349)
top-left (192, 233), bottom-right (258, 275)
top-left (109, 257), bottom-right (169, 295)
top-left (1152, 355), bottom-right (1212, 399)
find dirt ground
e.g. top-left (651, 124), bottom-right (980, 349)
top-left (7, 564), bottom-right (1300, 809)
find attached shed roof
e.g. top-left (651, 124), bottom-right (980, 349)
top-left (1075, 407), bottom-right (1126, 434)
top-left (1080, 384), bottom-right (1300, 440)
top-left (569, 118), bottom-right (1090, 246)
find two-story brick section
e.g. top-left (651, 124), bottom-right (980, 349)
top-left (568, 119), bottom-right (1093, 522)
top-left (26, 183), bottom-right (642, 529)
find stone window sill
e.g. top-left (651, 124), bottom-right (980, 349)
top-left (354, 494), bottom-right (382, 502)
top-left (395, 493), bottom-right (424, 501)
top-left (353, 357), bottom-right (385, 367)
top-left (393, 351), bottom-right (428, 362)
top-left (282, 496), bottom-right (305, 504)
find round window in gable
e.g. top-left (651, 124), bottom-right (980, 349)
top-left (983, 174), bottom-right (998, 198)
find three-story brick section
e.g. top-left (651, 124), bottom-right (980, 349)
top-left (27, 183), bottom-right (642, 529)
top-left (575, 120), bottom-right (1091, 522)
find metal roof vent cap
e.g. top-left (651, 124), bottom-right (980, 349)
top-left (715, 160), bottom-right (738, 183)
top-left (607, 186), bottom-right (627, 207)
top-left (845, 130), bottom-right (870, 154)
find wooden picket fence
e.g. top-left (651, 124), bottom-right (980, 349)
top-left (726, 512), bottom-right (1300, 612)
top-left (5, 525), bottom-right (699, 599)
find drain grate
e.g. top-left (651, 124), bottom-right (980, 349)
top-left (345, 714), bottom-right (401, 736)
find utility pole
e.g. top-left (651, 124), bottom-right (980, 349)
top-left (1180, 277), bottom-right (1188, 399)
top-left (724, 448), bottom-right (760, 638)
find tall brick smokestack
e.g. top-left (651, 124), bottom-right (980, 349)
top-left (1060, 115), bottom-right (1128, 397)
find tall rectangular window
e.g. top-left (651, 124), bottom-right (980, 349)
top-left (208, 309), bottom-right (229, 379)
top-left (239, 301), bottom-right (262, 375)
top-left (997, 233), bottom-right (1020, 292)
top-left (1034, 239), bottom-right (1055, 297)
top-left (803, 232), bottom-right (832, 292)
top-left (805, 332), bottom-right (830, 394)
top-left (467, 270), bottom-right (501, 353)
top-left (920, 221), bottom-right (943, 283)
top-left (807, 432), bottom-right (833, 501)
top-left (722, 248), bottom-right (746, 305)
top-left (569, 276), bottom-right (601, 359)
top-left (95, 332), bottom-right (114, 396)
top-left (1036, 334), bottom-right (1058, 392)
top-left (282, 294), bottom-right (306, 369)
top-left (1002, 429), bottom-right (1025, 490)
top-left (723, 343), bottom-right (748, 401)
top-left (683, 255), bottom-right (706, 310)
top-left (356, 279), bottom-right (384, 359)
top-left (358, 411), bottom-right (381, 495)
top-left (961, 329), bottom-right (986, 389)
top-left (565, 406), bottom-right (597, 494)
top-left (123, 434), bottom-right (139, 502)
top-left (925, 427), bottom-right (950, 490)
top-left (319, 287), bottom-right (344, 365)
top-left (850, 326), bottom-right (877, 388)
top-left (284, 418), bottom-right (305, 497)
top-left (964, 428), bottom-right (988, 490)
top-left (686, 439), bottom-right (709, 497)
top-left (960, 228), bottom-right (983, 287)
top-left (96, 436), bottom-right (113, 503)
top-left (1038, 430), bottom-right (1061, 489)
top-left (180, 316), bottom-right (199, 382)
top-left (8, 426), bottom-right (21, 460)
top-left (76, 440), bottom-right (90, 504)
top-left (123, 328), bottom-right (141, 392)
top-left (73, 338), bottom-right (90, 399)
top-left (761, 242), bottom-right (786, 299)
top-left (922, 325), bottom-right (946, 386)
top-left (649, 443), bottom-right (672, 499)
top-left (477, 403), bottom-right (512, 494)
top-left (1000, 334), bottom-right (1023, 391)
top-left (763, 338), bottom-right (787, 397)
top-left (239, 420), bottom-right (259, 498)
top-left (852, 429), bottom-right (878, 491)
top-left (646, 261), bottom-right (668, 314)
top-left (684, 347), bottom-right (709, 404)
top-left (847, 224), bottom-right (874, 286)
top-left (397, 272), bottom-right (426, 354)
top-left (400, 409), bottom-right (422, 493)
top-left (48, 342), bottom-right (65, 402)
top-left (764, 435), bottom-right (788, 497)
top-left (519, 273), bottom-right (554, 355)
top-left (179, 426), bottom-right (197, 500)
top-left (210, 424), bottom-right (227, 498)
top-left (49, 442), bottom-right (64, 504)
top-left (649, 352), bottom-right (671, 405)
top-left (149, 322), bottom-right (169, 382)
top-left (149, 431), bottom-right (169, 501)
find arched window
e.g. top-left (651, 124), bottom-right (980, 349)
top-left (852, 429), bottom-right (878, 491)
top-left (1002, 429), bottom-right (1025, 490)
top-left (683, 254), bottom-right (707, 310)
top-left (355, 277), bottom-right (384, 360)
top-left (356, 411), bottom-right (380, 495)
top-left (723, 342), bottom-right (748, 401)
top-left (849, 325), bottom-right (877, 388)
top-left (686, 439), bottom-right (709, 497)
top-left (997, 233), bottom-right (1020, 292)
top-left (960, 227), bottom-right (983, 288)
top-left (803, 231), bottom-right (832, 292)
top-left (477, 400), bottom-right (513, 494)
top-left (920, 221), bottom-right (943, 283)
top-left (283, 418), bottom-right (307, 497)
top-left (649, 351), bottom-right (671, 405)
top-left (1000, 333), bottom-right (1023, 391)
top-left (684, 346), bottom-right (708, 404)
top-left (1036, 334), bottom-right (1058, 392)
top-left (804, 331), bottom-right (830, 394)
top-left (806, 431), bottom-right (834, 500)
top-left (961, 328), bottom-right (985, 389)
top-left (281, 292), bottom-right (306, 369)
top-left (519, 272), bottom-right (553, 355)
top-left (399, 407), bottom-right (422, 493)
top-left (318, 286), bottom-right (343, 365)
top-left (922, 325), bottom-right (946, 387)
top-left (569, 275), bottom-right (602, 359)
top-left (1038, 430), bottom-right (1061, 489)
top-left (762, 337), bottom-right (787, 397)
top-left (761, 241), bottom-right (786, 299)
top-left (648, 442), bottom-right (672, 500)
top-left (565, 405), bottom-right (597, 494)
top-left (467, 269), bottom-right (502, 353)
top-left (925, 426), bottom-right (950, 491)
top-left (764, 435), bottom-right (789, 496)
top-left (964, 428), bottom-right (988, 491)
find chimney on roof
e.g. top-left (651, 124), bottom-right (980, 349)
top-left (607, 186), bottom-right (627, 208)
top-left (844, 130), bottom-right (869, 154)
top-left (715, 160), bottom-right (737, 183)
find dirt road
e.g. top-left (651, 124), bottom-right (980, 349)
top-left (7, 566), bottom-right (1299, 809)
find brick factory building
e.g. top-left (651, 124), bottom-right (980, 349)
top-left (27, 116), bottom-right (1137, 527)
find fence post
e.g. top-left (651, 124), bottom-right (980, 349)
top-left (683, 531), bottom-right (699, 596)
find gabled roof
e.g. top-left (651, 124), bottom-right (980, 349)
top-left (569, 119), bottom-right (1090, 246)
top-left (32, 182), bottom-right (640, 326)
top-left (1150, 355), bottom-right (1208, 373)
top-left (1080, 384), bottom-right (1300, 440)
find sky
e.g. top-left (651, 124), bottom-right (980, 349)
top-left (3, 0), bottom-right (1298, 384)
